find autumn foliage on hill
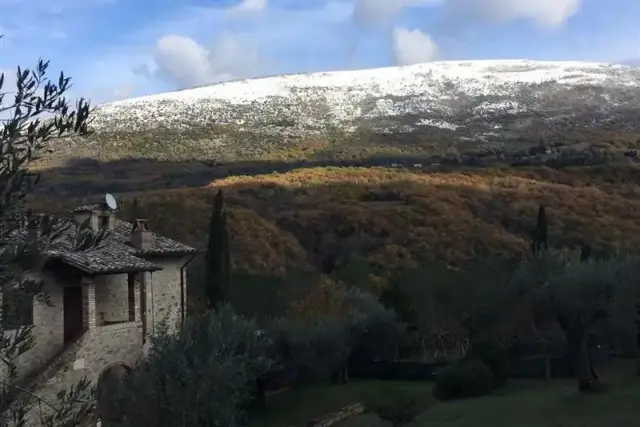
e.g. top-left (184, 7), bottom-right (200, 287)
top-left (30, 165), bottom-right (640, 282)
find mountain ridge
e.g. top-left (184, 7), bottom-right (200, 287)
top-left (102, 59), bottom-right (636, 108)
top-left (44, 58), bottom-right (640, 168)
top-left (89, 59), bottom-right (640, 133)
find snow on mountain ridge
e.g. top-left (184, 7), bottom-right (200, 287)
top-left (104, 60), bottom-right (626, 107)
top-left (89, 59), bottom-right (640, 135)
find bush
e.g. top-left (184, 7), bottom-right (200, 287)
top-left (365, 389), bottom-right (422, 427)
top-left (434, 359), bottom-right (496, 401)
top-left (467, 340), bottom-right (509, 385)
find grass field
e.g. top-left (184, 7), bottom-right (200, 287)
top-left (251, 360), bottom-right (640, 427)
top-left (248, 381), bottom-right (434, 427)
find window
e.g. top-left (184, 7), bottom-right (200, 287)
top-left (2, 288), bottom-right (34, 330)
top-left (99, 215), bottom-right (110, 229)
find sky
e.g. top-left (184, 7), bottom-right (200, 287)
top-left (0, 0), bottom-right (639, 104)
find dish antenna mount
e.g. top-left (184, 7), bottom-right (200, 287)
top-left (105, 193), bottom-right (117, 211)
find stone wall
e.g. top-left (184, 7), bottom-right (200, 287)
top-left (94, 274), bottom-right (129, 324)
top-left (142, 256), bottom-right (189, 336)
top-left (25, 322), bottom-right (144, 425)
top-left (6, 253), bottom-right (189, 425)
top-left (1, 272), bottom-right (65, 382)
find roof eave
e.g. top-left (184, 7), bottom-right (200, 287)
top-left (135, 248), bottom-right (197, 257)
top-left (89, 265), bottom-right (164, 276)
top-left (54, 255), bottom-right (163, 276)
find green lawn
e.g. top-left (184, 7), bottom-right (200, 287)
top-left (247, 381), bottom-right (433, 427)
top-left (250, 360), bottom-right (640, 427)
top-left (408, 360), bottom-right (640, 427)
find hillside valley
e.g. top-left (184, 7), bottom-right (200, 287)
top-left (29, 165), bottom-right (640, 302)
top-left (27, 60), bottom-right (640, 298)
top-left (7, 4), bottom-right (640, 425)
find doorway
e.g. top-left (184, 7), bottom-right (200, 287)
top-left (63, 286), bottom-right (83, 343)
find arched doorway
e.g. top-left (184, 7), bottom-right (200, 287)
top-left (96, 363), bottom-right (130, 425)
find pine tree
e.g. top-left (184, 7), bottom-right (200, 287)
top-left (205, 189), bottom-right (231, 308)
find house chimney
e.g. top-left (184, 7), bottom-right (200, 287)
top-left (90, 210), bottom-right (101, 231)
top-left (131, 218), bottom-right (153, 251)
top-left (97, 208), bottom-right (115, 231)
top-left (72, 205), bottom-right (100, 230)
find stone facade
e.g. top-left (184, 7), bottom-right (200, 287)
top-left (140, 257), bottom-right (191, 336)
top-left (94, 274), bottom-right (130, 324)
top-left (12, 261), bottom-right (192, 425)
top-left (1, 272), bottom-right (66, 381)
top-left (1, 205), bottom-right (195, 426)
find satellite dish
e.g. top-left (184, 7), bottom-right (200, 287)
top-left (105, 193), bottom-right (117, 211)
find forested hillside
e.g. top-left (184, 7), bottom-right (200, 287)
top-left (29, 164), bottom-right (640, 309)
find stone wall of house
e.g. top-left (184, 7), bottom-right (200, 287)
top-left (94, 274), bottom-right (129, 323)
top-left (24, 322), bottom-right (144, 425)
top-left (7, 252), bottom-right (191, 425)
top-left (142, 256), bottom-right (190, 336)
top-left (1, 272), bottom-right (66, 382)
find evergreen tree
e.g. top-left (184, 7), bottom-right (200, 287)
top-left (205, 189), bottom-right (231, 308)
top-left (580, 244), bottom-right (592, 262)
top-left (531, 204), bottom-right (548, 257)
top-left (636, 302), bottom-right (640, 376)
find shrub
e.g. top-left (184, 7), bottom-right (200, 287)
top-left (467, 340), bottom-right (509, 385)
top-left (364, 389), bottom-right (422, 427)
top-left (434, 359), bottom-right (496, 401)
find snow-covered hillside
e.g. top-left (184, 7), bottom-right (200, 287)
top-left (91, 59), bottom-right (640, 136)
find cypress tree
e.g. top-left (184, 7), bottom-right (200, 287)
top-left (531, 204), bottom-right (548, 257)
top-left (205, 189), bottom-right (231, 308)
top-left (636, 302), bottom-right (640, 376)
top-left (580, 244), bottom-right (592, 262)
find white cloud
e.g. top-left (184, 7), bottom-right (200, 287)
top-left (353, 0), bottom-right (442, 25)
top-left (51, 30), bottom-right (68, 39)
top-left (226, 0), bottom-right (268, 17)
top-left (353, 0), bottom-right (405, 24)
top-left (391, 27), bottom-right (439, 65)
top-left (354, 0), bottom-right (580, 28)
top-left (111, 82), bottom-right (136, 100)
top-left (154, 35), bottom-right (212, 88)
top-left (443, 0), bottom-right (581, 29)
top-left (153, 34), bottom-right (261, 88)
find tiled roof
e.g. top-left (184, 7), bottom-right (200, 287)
top-left (8, 212), bottom-right (196, 275)
top-left (57, 247), bottom-right (162, 274)
top-left (111, 218), bottom-right (196, 256)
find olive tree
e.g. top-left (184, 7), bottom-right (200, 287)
top-left (512, 249), bottom-right (625, 391)
top-left (268, 286), bottom-right (402, 384)
top-left (0, 46), bottom-right (105, 425)
top-left (105, 305), bottom-right (275, 427)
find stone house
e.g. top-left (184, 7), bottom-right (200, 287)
top-left (0, 201), bottom-right (196, 424)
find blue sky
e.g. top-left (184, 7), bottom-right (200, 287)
top-left (0, 0), bottom-right (638, 104)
